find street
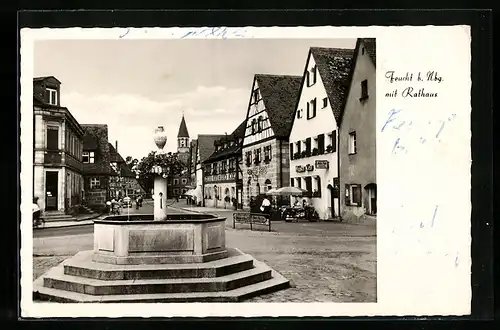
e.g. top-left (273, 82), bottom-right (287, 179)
top-left (33, 199), bottom-right (377, 302)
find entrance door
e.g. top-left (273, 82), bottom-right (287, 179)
top-left (45, 171), bottom-right (58, 210)
top-left (327, 184), bottom-right (337, 218)
top-left (366, 184), bottom-right (377, 215)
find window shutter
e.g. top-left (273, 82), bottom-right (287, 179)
top-left (345, 184), bottom-right (350, 205)
top-left (317, 177), bottom-right (321, 197)
top-left (318, 134), bottom-right (325, 153)
top-left (269, 145), bottom-right (272, 160)
top-left (297, 141), bottom-right (301, 154)
top-left (289, 143), bottom-right (294, 160)
top-left (290, 179), bottom-right (294, 187)
top-left (306, 138), bottom-right (311, 153)
top-left (332, 130), bottom-right (337, 152)
top-left (312, 98), bottom-right (317, 117)
top-left (357, 184), bottom-right (362, 205)
top-left (306, 102), bottom-right (310, 119)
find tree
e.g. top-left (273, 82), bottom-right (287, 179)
top-left (135, 151), bottom-right (186, 193)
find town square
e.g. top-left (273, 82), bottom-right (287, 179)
top-left (31, 37), bottom-right (377, 303)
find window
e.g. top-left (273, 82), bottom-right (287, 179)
top-left (182, 178), bottom-right (187, 184)
top-left (46, 126), bottom-right (59, 150)
top-left (253, 88), bottom-right (260, 103)
top-left (291, 178), bottom-right (294, 187)
top-left (317, 134), bottom-right (325, 154)
top-left (307, 66), bottom-right (317, 87)
top-left (46, 88), bottom-right (57, 105)
top-left (254, 148), bottom-right (261, 164)
top-left (264, 145), bottom-right (272, 162)
top-left (296, 109), bottom-right (302, 119)
top-left (322, 97), bottom-right (328, 108)
top-left (174, 179), bottom-right (179, 185)
top-left (349, 132), bottom-right (357, 154)
top-left (257, 116), bottom-right (263, 132)
top-left (90, 177), bottom-right (100, 189)
top-left (314, 176), bottom-right (322, 198)
top-left (307, 98), bottom-right (317, 119)
top-left (251, 118), bottom-right (257, 134)
top-left (305, 177), bottom-right (313, 196)
top-left (174, 189), bottom-right (179, 195)
top-left (82, 151), bottom-right (95, 163)
top-left (345, 184), bottom-right (362, 206)
top-left (361, 79), bottom-right (369, 100)
top-left (110, 162), bottom-right (118, 172)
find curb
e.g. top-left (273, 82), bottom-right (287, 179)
top-left (34, 213), bottom-right (104, 230)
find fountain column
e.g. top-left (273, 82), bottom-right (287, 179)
top-left (153, 126), bottom-right (169, 221)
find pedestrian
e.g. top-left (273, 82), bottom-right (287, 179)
top-left (138, 195), bottom-right (143, 207)
top-left (260, 195), bottom-right (271, 216)
top-left (32, 197), bottom-right (41, 227)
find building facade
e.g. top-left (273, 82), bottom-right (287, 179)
top-left (81, 124), bottom-right (115, 210)
top-left (289, 47), bottom-right (354, 220)
top-left (241, 74), bottom-right (302, 209)
top-left (202, 121), bottom-right (246, 209)
top-left (33, 76), bottom-right (85, 214)
top-left (194, 134), bottom-right (225, 206)
top-left (339, 38), bottom-right (377, 222)
top-left (108, 142), bottom-right (146, 199)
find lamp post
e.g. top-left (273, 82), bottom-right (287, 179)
top-left (152, 126), bottom-right (169, 221)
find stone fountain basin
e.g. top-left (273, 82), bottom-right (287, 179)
top-left (93, 213), bottom-right (227, 265)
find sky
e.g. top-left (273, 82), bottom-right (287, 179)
top-left (34, 38), bottom-right (356, 160)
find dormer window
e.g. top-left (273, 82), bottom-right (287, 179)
top-left (46, 87), bottom-right (58, 105)
top-left (83, 151), bottom-right (95, 164)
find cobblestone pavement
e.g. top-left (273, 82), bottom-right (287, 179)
top-left (33, 203), bottom-right (376, 303)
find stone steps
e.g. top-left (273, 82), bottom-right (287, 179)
top-left (33, 250), bottom-right (290, 303)
top-left (65, 254), bottom-right (255, 280)
top-left (40, 213), bottom-right (75, 222)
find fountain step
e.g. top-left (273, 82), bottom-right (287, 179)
top-left (34, 260), bottom-right (290, 303)
top-left (43, 262), bottom-right (272, 295)
top-left (64, 251), bottom-right (255, 280)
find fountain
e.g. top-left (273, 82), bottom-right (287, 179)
top-left (33, 126), bottom-right (289, 303)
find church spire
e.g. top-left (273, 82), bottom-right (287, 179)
top-left (177, 115), bottom-right (190, 138)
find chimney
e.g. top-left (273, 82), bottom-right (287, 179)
top-left (115, 140), bottom-right (118, 152)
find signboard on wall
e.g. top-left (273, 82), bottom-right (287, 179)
top-left (295, 165), bottom-right (306, 173)
top-left (315, 160), bottom-right (329, 169)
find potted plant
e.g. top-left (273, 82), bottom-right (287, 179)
top-left (326, 145), bottom-right (333, 153)
top-left (312, 148), bottom-right (319, 156)
top-left (293, 152), bottom-right (301, 159)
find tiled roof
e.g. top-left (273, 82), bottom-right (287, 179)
top-left (81, 124), bottom-right (114, 175)
top-left (231, 119), bottom-right (247, 139)
top-left (255, 74), bottom-right (302, 138)
top-left (338, 38), bottom-right (376, 125)
top-left (33, 76), bottom-right (61, 84)
top-left (177, 115), bottom-right (190, 138)
top-left (196, 134), bottom-right (225, 163)
top-left (108, 143), bottom-right (136, 178)
top-left (204, 120), bottom-right (246, 163)
top-left (361, 38), bottom-right (376, 66)
top-left (310, 47), bottom-right (354, 123)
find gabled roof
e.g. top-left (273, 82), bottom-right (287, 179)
top-left (108, 143), bottom-right (136, 178)
top-left (310, 47), bottom-right (354, 123)
top-left (231, 119), bottom-right (247, 139)
top-left (33, 76), bottom-right (62, 84)
top-left (339, 38), bottom-right (376, 125)
top-left (203, 120), bottom-right (247, 163)
top-left (196, 134), bottom-right (225, 163)
top-left (177, 115), bottom-right (190, 138)
top-left (253, 74), bottom-right (302, 138)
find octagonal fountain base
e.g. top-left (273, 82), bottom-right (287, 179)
top-left (33, 213), bottom-right (290, 303)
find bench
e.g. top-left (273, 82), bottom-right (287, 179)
top-left (233, 212), bottom-right (271, 232)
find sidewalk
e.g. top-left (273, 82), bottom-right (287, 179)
top-left (34, 213), bottom-right (105, 229)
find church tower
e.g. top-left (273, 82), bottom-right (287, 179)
top-left (177, 115), bottom-right (190, 164)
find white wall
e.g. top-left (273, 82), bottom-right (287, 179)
top-left (288, 53), bottom-right (341, 219)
